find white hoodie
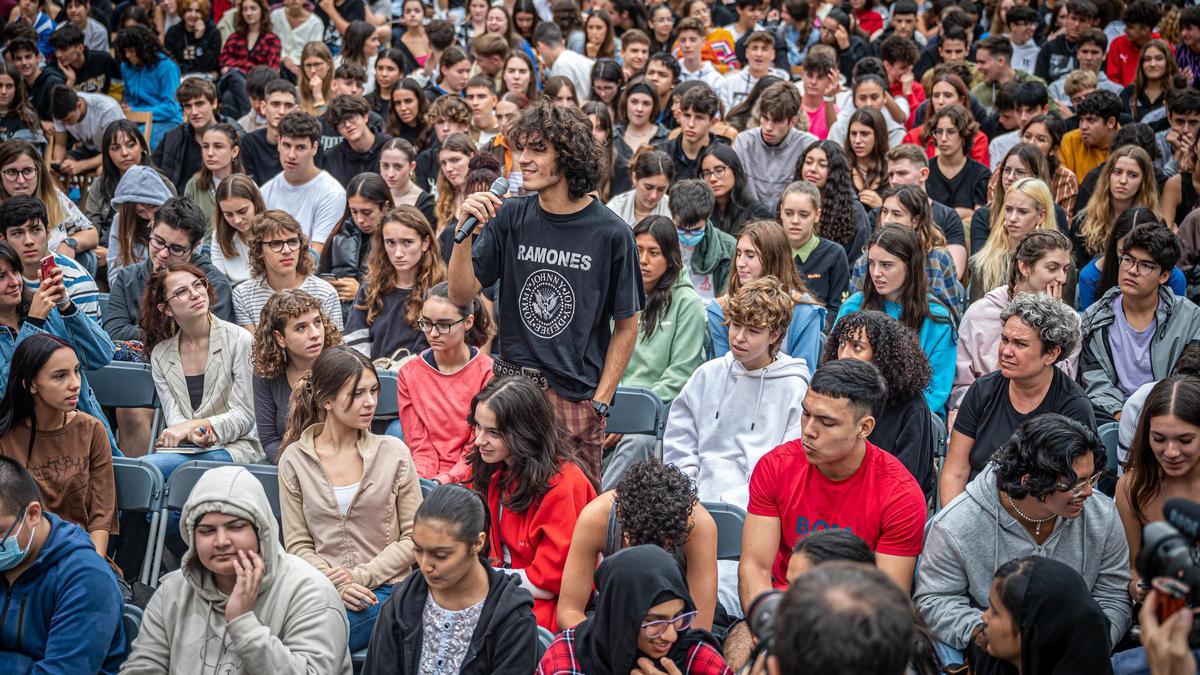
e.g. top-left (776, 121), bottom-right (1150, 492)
top-left (663, 352), bottom-right (811, 507)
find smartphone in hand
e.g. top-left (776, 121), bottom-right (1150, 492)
top-left (39, 255), bottom-right (59, 282)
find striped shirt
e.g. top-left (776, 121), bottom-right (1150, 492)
top-left (23, 253), bottom-right (101, 320)
top-left (232, 275), bottom-right (344, 329)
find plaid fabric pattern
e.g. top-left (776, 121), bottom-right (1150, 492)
top-left (218, 31), bottom-right (282, 73)
top-left (1052, 164), bottom-right (1079, 220)
top-left (537, 629), bottom-right (734, 675)
top-left (849, 247), bottom-right (966, 319)
top-left (545, 388), bottom-right (604, 484)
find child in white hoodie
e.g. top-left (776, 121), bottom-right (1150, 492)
top-left (664, 276), bottom-right (811, 508)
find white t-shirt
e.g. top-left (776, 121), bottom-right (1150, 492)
top-left (53, 92), bottom-right (125, 152)
top-left (260, 170), bottom-right (346, 245)
top-left (549, 49), bottom-right (595, 103)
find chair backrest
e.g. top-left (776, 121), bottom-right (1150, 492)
top-left (537, 625), bottom-right (555, 653)
top-left (931, 414), bottom-right (948, 460)
top-left (112, 457), bottom-right (165, 513)
top-left (125, 110), bottom-right (153, 143)
top-left (123, 604), bottom-right (143, 649)
top-left (419, 477), bottom-right (438, 499)
top-left (85, 362), bottom-right (159, 409)
top-left (606, 387), bottom-right (663, 437)
top-left (1099, 421), bottom-right (1121, 496)
top-left (97, 292), bottom-right (109, 321)
top-left (375, 370), bottom-right (399, 421)
top-left (164, 460), bottom-right (282, 522)
top-left (701, 501), bottom-right (746, 561)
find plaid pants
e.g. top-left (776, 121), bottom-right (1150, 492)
top-left (545, 387), bottom-right (604, 486)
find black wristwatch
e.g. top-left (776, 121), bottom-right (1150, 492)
top-left (63, 237), bottom-right (78, 252)
top-left (591, 400), bottom-right (610, 418)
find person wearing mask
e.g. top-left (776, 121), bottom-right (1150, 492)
top-left (362, 484), bottom-right (539, 675)
top-left (667, 179), bottom-right (734, 309)
top-left (0, 456), bottom-right (125, 673)
top-left (277, 346), bottom-right (422, 652)
top-left (120, 465), bottom-right (352, 674)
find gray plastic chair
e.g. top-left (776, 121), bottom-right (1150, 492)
top-left (375, 370), bottom-right (399, 421)
top-left (112, 457), bottom-right (165, 586)
top-left (85, 362), bottom-right (161, 456)
top-left (701, 501), bottom-right (746, 561)
top-left (606, 387), bottom-right (665, 439)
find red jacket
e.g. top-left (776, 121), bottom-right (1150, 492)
top-left (1106, 33), bottom-right (1165, 86)
top-left (396, 349), bottom-right (493, 484)
top-left (486, 461), bottom-right (596, 631)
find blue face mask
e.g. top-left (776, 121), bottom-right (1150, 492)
top-left (0, 516), bottom-right (30, 572)
top-left (677, 228), bottom-right (705, 247)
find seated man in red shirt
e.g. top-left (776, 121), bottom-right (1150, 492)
top-left (738, 357), bottom-right (927, 609)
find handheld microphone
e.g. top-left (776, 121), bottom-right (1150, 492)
top-left (1164, 498), bottom-right (1200, 541)
top-left (454, 177), bottom-right (509, 244)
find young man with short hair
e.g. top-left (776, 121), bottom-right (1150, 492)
top-left (1060, 89), bottom-right (1122, 181)
top-left (719, 30), bottom-right (787, 110)
top-left (241, 79), bottom-right (299, 184)
top-left (414, 95), bottom-right (472, 191)
top-left (533, 22), bottom-right (594, 103)
top-left (739, 358), bottom-right (926, 607)
top-left (261, 113), bottom-right (345, 253)
top-left (448, 100), bottom-right (644, 480)
top-left (322, 94), bottom-right (389, 185)
top-left (152, 77), bottom-right (237, 191)
top-left (1107, 0), bottom-right (1163, 86)
top-left (62, 0), bottom-right (108, 51)
top-left (8, 36), bottom-right (65, 124)
top-left (619, 28), bottom-right (650, 81)
top-left (48, 84), bottom-right (124, 177)
top-left (1036, 0), bottom-right (1101, 83)
top-left (1079, 223), bottom-right (1200, 417)
top-left (1048, 28), bottom-right (1121, 108)
top-left (724, 0), bottom-right (764, 43)
top-left (236, 65), bottom-right (278, 133)
top-left (1006, 4), bottom-right (1041, 73)
top-left (887, 144), bottom-right (968, 273)
top-left (667, 179), bottom-right (734, 305)
top-left (0, 196), bottom-right (99, 319)
top-left (972, 35), bottom-right (1047, 112)
top-left (0, 456), bottom-right (126, 673)
top-left (464, 75), bottom-right (500, 146)
top-left (880, 34), bottom-right (924, 128)
top-left (644, 52), bottom-right (681, 126)
top-left (673, 17), bottom-right (724, 90)
top-left (1155, 88), bottom-right (1200, 178)
top-left (988, 80), bottom-right (1050, 169)
top-left (871, 0), bottom-right (924, 50)
top-left (469, 32), bottom-right (509, 87)
top-left (733, 82), bottom-right (816, 210)
top-left (47, 23), bottom-right (121, 97)
top-left (655, 84), bottom-right (725, 181)
top-left (103, 196), bottom-right (234, 341)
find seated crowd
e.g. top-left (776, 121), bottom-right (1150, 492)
top-left (8, 0), bottom-right (1200, 673)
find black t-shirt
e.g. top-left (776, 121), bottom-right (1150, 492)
top-left (315, 0), bottom-right (365, 53)
top-left (322, 133), bottom-right (390, 186)
top-left (471, 194), bottom-right (645, 399)
top-left (51, 50), bottom-right (121, 96)
top-left (163, 21), bottom-right (221, 75)
top-left (241, 129), bottom-right (281, 184)
top-left (345, 284), bottom-right (427, 359)
top-left (927, 159), bottom-right (992, 211)
top-left (27, 69), bottom-right (66, 122)
top-left (954, 368), bottom-right (1097, 478)
top-left (869, 394), bottom-right (935, 499)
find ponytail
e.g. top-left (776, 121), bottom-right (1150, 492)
top-left (277, 345), bottom-right (376, 460)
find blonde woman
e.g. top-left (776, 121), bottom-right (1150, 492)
top-left (968, 177), bottom-right (1060, 302)
top-left (1070, 146), bottom-right (1159, 270)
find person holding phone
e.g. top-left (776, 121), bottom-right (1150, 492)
top-left (0, 196), bottom-right (100, 320)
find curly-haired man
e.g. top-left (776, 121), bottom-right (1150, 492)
top-left (448, 99), bottom-right (644, 481)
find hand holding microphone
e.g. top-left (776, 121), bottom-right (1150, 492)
top-left (455, 177), bottom-right (510, 243)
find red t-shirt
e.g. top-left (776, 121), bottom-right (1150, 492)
top-left (747, 439), bottom-right (927, 588)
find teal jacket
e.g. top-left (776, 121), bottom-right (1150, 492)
top-left (686, 226), bottom-right (736, 297)
top-left (620, 274), bottom-right (707, 402)
top-left (837, 293), bottom-right (957, 415)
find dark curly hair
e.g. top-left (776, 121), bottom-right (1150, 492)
top-left (795, 140), bottom-right (857, 249)
top-left (115, 24), bottom-right (162, 67)
top-left (507, 99), bottom-right (603, 200)
top-left (613, 460), bottom-right (696, 551)
top-left (821, 310), bottom-right (931, 403)
top-left (992, 413), bottom-right (1105, 500)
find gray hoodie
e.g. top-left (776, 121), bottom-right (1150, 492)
top-left (732, 128), bottom-right (817, 212)
top-left (106, 165), bottom-right (177, 286)
top-left (914, 464), bottom-right (1132, 650)
top-left (121, 466), bottom-right (352, 675)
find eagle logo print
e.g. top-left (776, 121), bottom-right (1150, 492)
top-left (519, 269), bottom-right (575, 339)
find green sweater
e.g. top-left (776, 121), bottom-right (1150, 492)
top-left (619, 274), bottom-right (707, 402)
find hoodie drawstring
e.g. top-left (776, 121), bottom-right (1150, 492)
top-left (713, 358), bottom-right (770, 430)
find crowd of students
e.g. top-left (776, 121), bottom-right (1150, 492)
top-left (7, 0), bottom-right (1200, 673)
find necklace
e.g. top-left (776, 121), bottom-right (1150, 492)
top-left (1006, 493), bottom-right (1055, 537)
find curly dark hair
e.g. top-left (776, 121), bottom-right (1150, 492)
top-left (795, 140), bottom-right (857, 249)
top-left (992, 414), bottom-right (1105, 500)
top-left (115, 24), bottom-right (162, 67)
top-left (507, 99), bottom-right (603, 200)
top-left (613, 460), bottom-right (696, 551)
top-left (821, 310), bottom-right (931, 403)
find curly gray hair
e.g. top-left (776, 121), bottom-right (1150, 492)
top-left (999, 292), bottom-right (1081, 363)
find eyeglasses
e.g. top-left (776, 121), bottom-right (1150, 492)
top-left (1002, 166), bottom-right (1030, 178)
top-left (263, 237), bottom-right (302, 253)
top-left (0, 505), bottom-right (27, 547)
top-left (2, 167), bottom-right (36, 181)
top-left (1119, 254), bottom-right (1160, 276)
top-left (700, 165), bottom-right (728, 181)
top-left (641, 610), bottom-right (698, 639)
top-left (149, 234), bottom-right (193, 257)
top-left (931, 127), bottom-right (958, 138)
top-left (416, 317), bottom-right (467, 334)
top-left (168, 277), bottom-right (209, 303)
top-left (1054, 472), bottom-right (1104, 497)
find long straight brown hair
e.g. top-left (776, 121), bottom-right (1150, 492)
top-left (279, 345), bottom-right (377, 455)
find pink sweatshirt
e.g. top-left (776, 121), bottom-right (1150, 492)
top-left (396, 349), bottom-right (494, 484)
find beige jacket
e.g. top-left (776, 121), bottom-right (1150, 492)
top-left (121, 465), bottom-right (351, 675)
top-left (150, 317), bottom-right (264, 464)
top-left (277, 425), bottom-right (422, 589)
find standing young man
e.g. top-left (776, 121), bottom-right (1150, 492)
top-left (733, 82), bottom-right (816, 210)
top-left (655, 85), bottom-right (726, 181)
top-left (532, 22), bottom-right (594, 103)
top-left (241, 79), bottom-right (299, 184)
top-left (260, 112), bottom-right (346, 254)
top-left (448, 100), bottom-right (644, 480)
top-left (322, 94), bottom-right (389, 185)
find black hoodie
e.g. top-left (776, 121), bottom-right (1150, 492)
top-left (362, 565), bottom-right (538, 675)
